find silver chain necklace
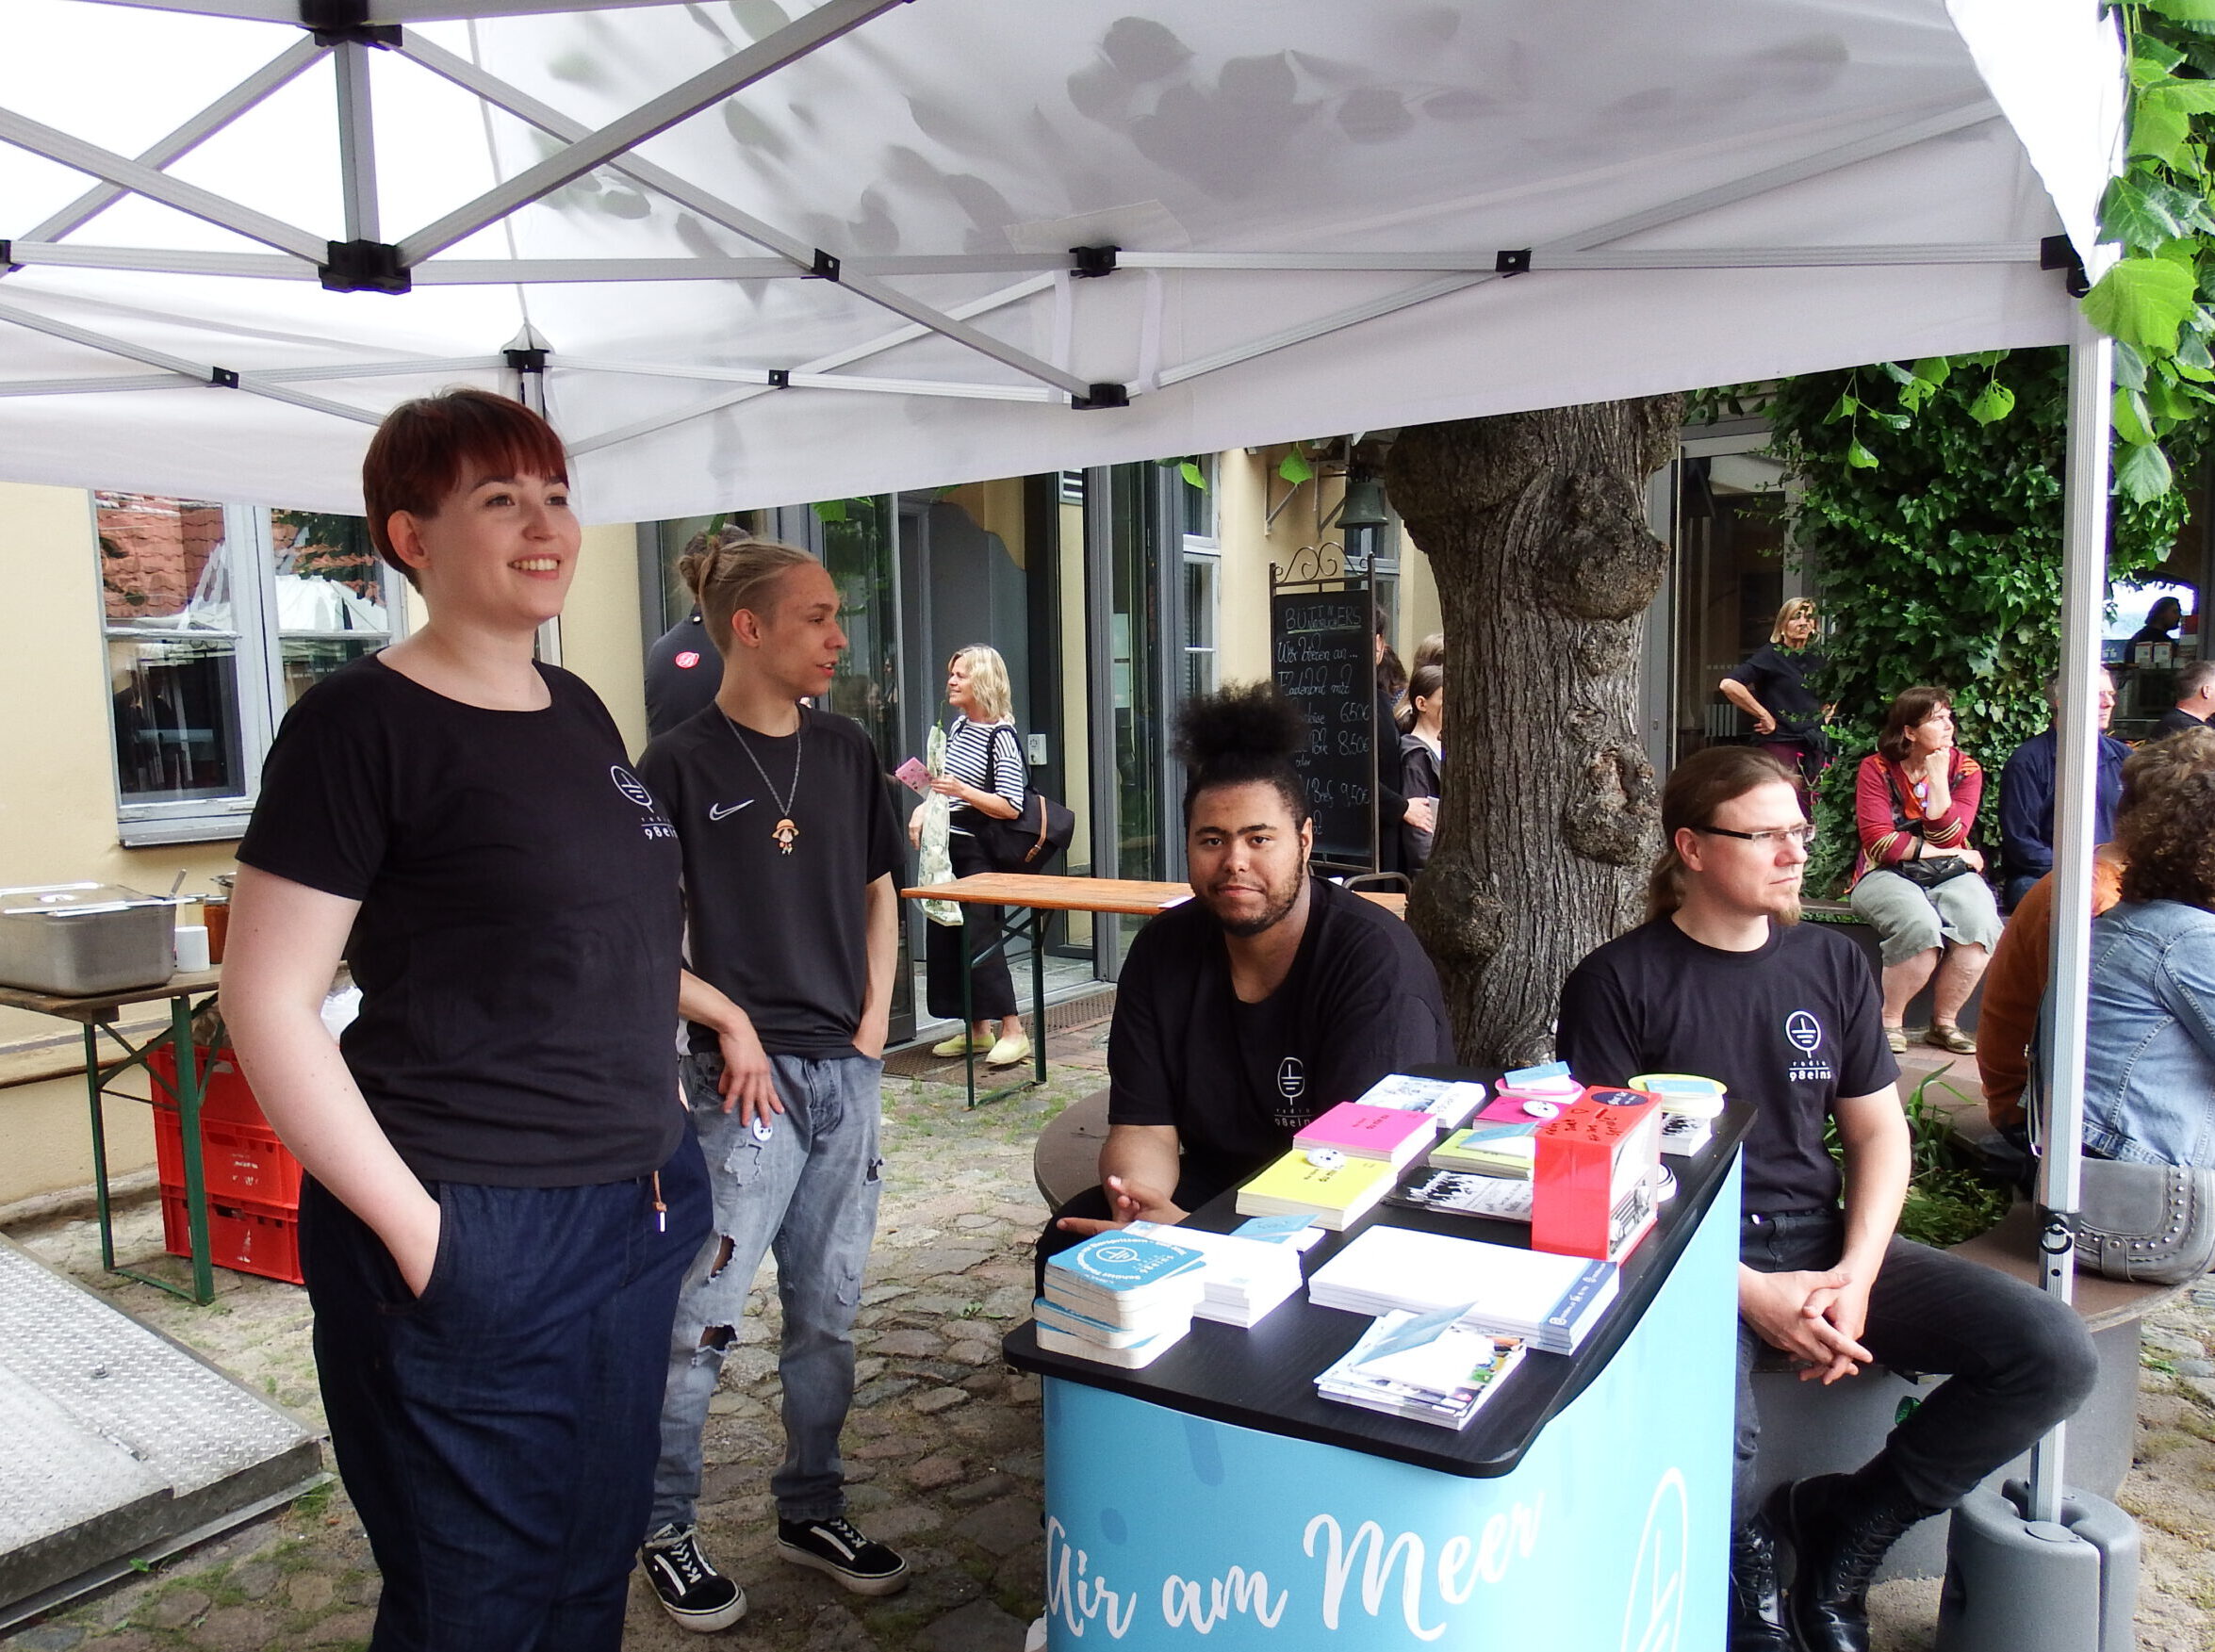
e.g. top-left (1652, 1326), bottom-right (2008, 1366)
top-left (721, 708), bottom-right (803, 855)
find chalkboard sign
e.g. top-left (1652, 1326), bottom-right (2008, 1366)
top-left (1271, 588), bottom-right (1374, 868)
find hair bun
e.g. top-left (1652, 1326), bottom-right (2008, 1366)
top-left (1173, 681), bottom-right (1304, 771)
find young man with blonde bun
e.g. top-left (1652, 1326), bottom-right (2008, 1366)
top-left (635, 538), bottom-right (909, 1630)
top-left (1558, 745), bottom-right (2095, 1652)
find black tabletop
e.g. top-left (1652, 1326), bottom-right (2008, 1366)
top-left (1005, 1081), bottom-right (1754, 1479)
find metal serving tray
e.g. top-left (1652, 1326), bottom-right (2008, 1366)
top-left (0, 884), bottom-right (178, 998)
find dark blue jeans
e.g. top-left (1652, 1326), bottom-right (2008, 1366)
top-left (302, 1139), bottom-right (710, 1652)
top-left (1734, 1210), bottom-right (2098, 1522)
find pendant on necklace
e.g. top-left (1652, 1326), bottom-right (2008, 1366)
top-left (773, 818), bottom-right (799, 855)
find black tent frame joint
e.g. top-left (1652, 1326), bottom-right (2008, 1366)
top-left (0, 239), bottom-right (18, 275)
top-left (299, 0), bottom-right (400, 47)
top-left (1073, 383), bottom-right (1128, 410)
top-left (806, 249), bottom-right (842, 282)
top-left (767, 368), bottom-right (791, 388)
top-left (1495, 248), bottom-right (1533, 276)
top-left (322, 240), bottom-right (410, 294)
top-left (1070, 245), bottom-right (1119, 279)
top-left (504, 347), bottom-right (548, 372)
top-left (2041, 234), bottom-right (2089, 298)
top-left (209, 366), bottom-right (240, 388)
top-left (2037, 1207), bottom-right (2079, 1253)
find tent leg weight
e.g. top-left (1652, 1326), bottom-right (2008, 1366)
top-left (1935, 1480), bottom-right (2138, 1652)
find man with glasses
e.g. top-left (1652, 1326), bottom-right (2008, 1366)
top-left (1557, 746), bottom-right (2094, 1652)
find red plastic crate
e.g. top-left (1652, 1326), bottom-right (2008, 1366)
top-left (161, 1189), bottom-right (304, 1286)
top-left (154, 1106), bottom-right (304, 1209)
top-left (146, 1046), bottom-right (268, 1130)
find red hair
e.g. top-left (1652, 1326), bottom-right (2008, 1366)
top-left (362, 389), bottom-right (568, 583)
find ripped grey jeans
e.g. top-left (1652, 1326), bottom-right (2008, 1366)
top-left (648, 1049), bottom-right (885, 1533)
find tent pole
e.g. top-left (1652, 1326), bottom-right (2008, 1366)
top-left (335, 39), bottom-right (380, 246)
top-left (2029, 310), bottom-right (2111, 1525)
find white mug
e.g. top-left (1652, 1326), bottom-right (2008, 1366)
top-left (174, 924), bottom-right (211, 973)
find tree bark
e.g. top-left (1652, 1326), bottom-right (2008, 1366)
top-left (1385, 398), bottom-right (1682, 1067)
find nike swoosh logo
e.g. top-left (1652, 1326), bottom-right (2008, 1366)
top-left (708, 800), bottom-right (754, 821)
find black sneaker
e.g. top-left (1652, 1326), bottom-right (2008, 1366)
top-left (641, 1523), bottom-right (747, 1632)
top-left (777, 1514), bottom-right (911, 1596)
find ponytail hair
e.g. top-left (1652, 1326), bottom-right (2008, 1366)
top-left (678, 532), bottom-right (818, 655)
top-left (1396, 662), bottom-right (1442, 735)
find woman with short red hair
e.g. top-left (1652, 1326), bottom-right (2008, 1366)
top-left (221, 388), bottom-right (707, 1650)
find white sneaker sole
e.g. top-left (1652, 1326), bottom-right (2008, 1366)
top-left (778, 1539), bottom-right (911, 1597)
top-left (647, 1585), bottom-right (747, 1633)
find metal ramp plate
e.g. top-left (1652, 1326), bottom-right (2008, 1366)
top-left (0, 1235), bottom-right (322, 1626)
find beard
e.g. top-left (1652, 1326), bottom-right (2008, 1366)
top-left (1208, 866), bottom-right (1305, 938)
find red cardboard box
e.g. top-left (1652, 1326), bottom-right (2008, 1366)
top-left (1532, 1088), bottom-right (1663, 1264)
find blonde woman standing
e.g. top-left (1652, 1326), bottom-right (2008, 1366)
top-left (1720, 597), bottom-right (1830, 785)
top-left (908, 646), bottom-right (1031, 1066)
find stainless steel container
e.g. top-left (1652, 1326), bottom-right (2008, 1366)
top-left (0, 883), bottom-right (178, 997)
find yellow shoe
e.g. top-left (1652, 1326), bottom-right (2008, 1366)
top-left (930, 1032), bottom-right (993, 1058)
top-left (985, 1032), bottom-right (1034, 1069)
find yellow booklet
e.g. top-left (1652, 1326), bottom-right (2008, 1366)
top-left (1235, 1151), bottom-right (1399, 1228)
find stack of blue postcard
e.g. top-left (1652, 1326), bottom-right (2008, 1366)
top-left (1034, 1232), bottom-right (1208, 1368)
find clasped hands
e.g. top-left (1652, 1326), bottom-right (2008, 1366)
top-left (1741, 1265), bottom-right (1875, 1385)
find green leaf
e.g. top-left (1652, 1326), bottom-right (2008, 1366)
top-left (1879, 360), bottom-right (1917, 385)
top-left (2081, 255), bottom-right (2198, 350)
top-left (2177, 326), bottom-right (2215, 371)
top-left (2101, 174), bottom-right (2201, 248)
top-left (1178, 459), bottom-right (1206, 490)
top-left (2151, 0), bottom-right (2215, 21)
top-left (1967, 381), bottom-right (2017, 425)
top-left (811, 499), bottom-right (848, 523)
top-left (1277, 450), bottom-right (1315, 484)
top-left (2131, 96), bottom-right (2191, 166)
top-left (2113, 338), bottom-right (2149, 390)
top-left (1911, 357), bottom-right (1952, 385)
top-left (2133, 35), bottom-right (2188, 83)
top-left (1845, 438), bottom-right (1879, 469)
top-left (2113, 385), bottom-right (2157, 444)
top-left (1823, 393), bottom-right (1860, 424)
top-left (2117, 438), bottom-right (2175, 503)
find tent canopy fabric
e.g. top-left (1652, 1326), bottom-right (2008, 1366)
top-left (0, 0), bottom-right (2119, 518)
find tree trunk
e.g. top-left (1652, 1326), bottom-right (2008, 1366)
top-left (1385, 398), bottom-right (1682, 1068)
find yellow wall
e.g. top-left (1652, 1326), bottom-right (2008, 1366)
top-left (559, 523), bottom-right (648, 757)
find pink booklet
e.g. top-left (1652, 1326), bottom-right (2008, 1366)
top-left (1293, 1103), bottom-right (1438, 1167)
top-left (895, 758), bottom-right (933, 796)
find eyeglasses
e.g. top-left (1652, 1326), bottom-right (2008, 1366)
top-left (1695, 824), bottom-right (1817, 849)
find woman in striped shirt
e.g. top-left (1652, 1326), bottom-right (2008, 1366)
top-left (911, 646), bottom-right (1032, 1067)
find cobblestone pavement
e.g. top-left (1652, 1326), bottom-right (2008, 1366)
top-left (5, 1017), bottom-right (2213, 1651)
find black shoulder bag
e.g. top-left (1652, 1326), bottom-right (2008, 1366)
top-left (976, 727), bottom-right (1075, 875)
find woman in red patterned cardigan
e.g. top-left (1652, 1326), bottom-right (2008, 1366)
top-left (1846, 686), bottom-right (2003, 1054)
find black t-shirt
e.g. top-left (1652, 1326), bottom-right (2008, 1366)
top-left (237, 655), bottom-right (685, 1186)
top-left (1556, 917), bottom-right (1897, 1215)
top-left (1108, 877), bottom-right (1455, 1199)
top-left (2152, 705), bottom-right (2207, 741)
top-left (637, 704), bottom-right (905, 1058)
top-left (644, 613), bottom-right (720, 740)
top-left (1726, 644), bottom-right (1826, 733)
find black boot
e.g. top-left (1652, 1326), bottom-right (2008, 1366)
top-left (1767, 1464), bottom-right (1937, 1652)
top-left (1728, 1510), bottom-right (1796, 1651)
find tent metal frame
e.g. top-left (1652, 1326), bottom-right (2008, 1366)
top-left (1, 15), bottom-right (2035, 438)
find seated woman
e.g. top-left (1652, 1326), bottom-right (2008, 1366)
top-left (1846, 686), bottom-right (2002, 1054)
top-left (2083, 758), bottom-right (2215, 1166)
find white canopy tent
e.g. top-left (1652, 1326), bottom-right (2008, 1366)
top-left (0, 0), bottom-right (2116, 520)
top-left (0, 0), bottom-right (2131, 1539)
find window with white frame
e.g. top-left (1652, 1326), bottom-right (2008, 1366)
top-left (1178, 454), bottom-right (1218, 545)
top-left (96, 495), bottom-right (403, 844)
top-left (1177, 456), bottom-right (1221, 699)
